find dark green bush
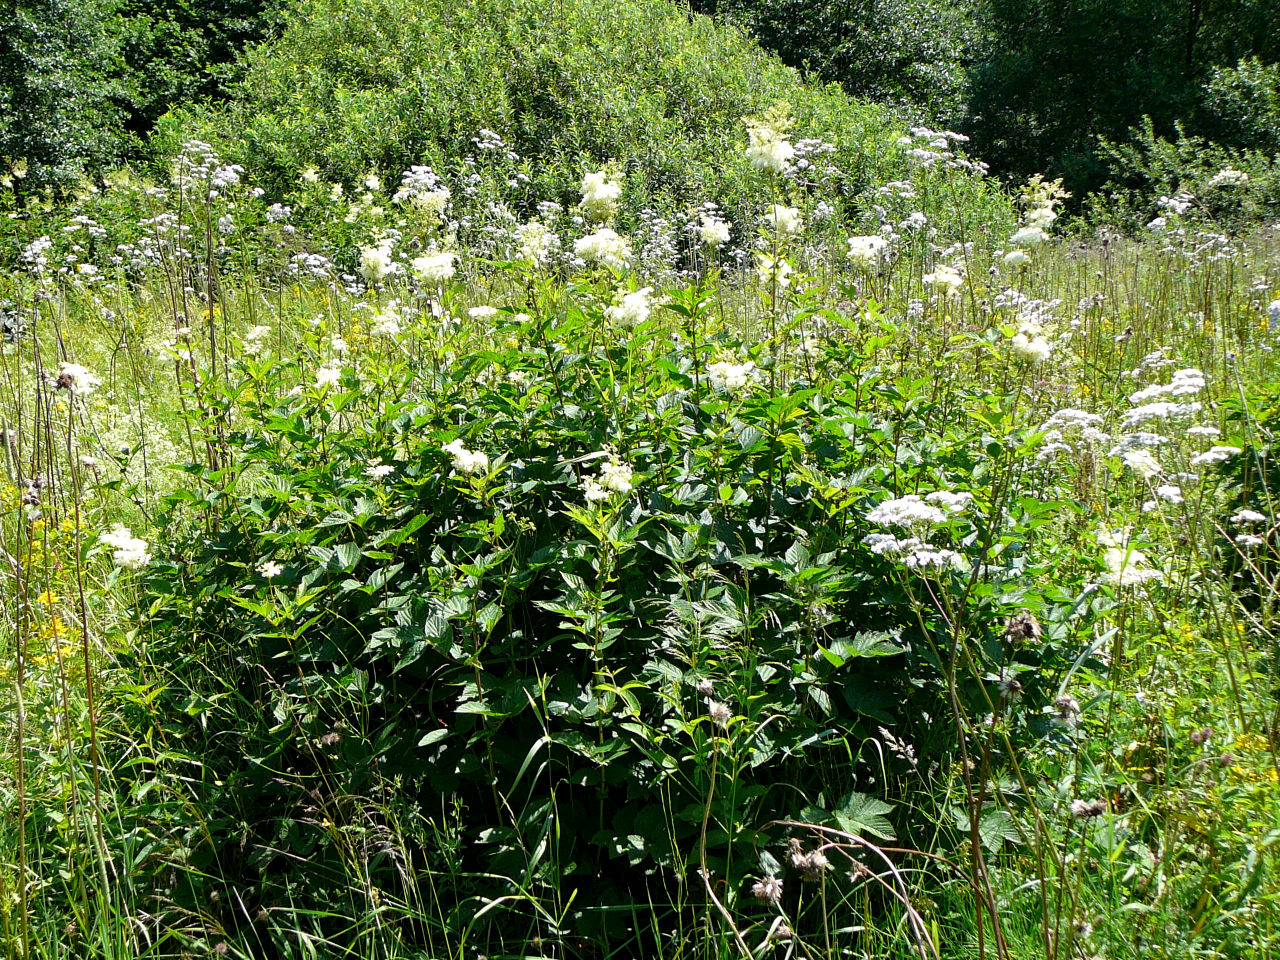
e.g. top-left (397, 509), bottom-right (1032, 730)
top-left (161, 0), bottom-right (994, 234)
top-left (132, 273), bottom-right (1091, 951)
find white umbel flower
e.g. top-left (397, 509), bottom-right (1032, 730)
top-left (604, 287), bottom-right (653, 327)
top-left (574, 228), bottom-right (632, 270)
top-left (579, 171), bottom-right (622, 223)
top-left (847, 235), bottom-right (888, 270)
top-left (99, 524), bottom-right (151, 570)
top-left (707, 361), bottom-right (756, 393)
top-left (412, 251), bottom-right (456, 285)
top-left (443, 438), bottom-right (489, 475)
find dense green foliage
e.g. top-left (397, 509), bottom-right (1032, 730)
top-left (0, 0), bottom-right (131, 193)
top-left (0, 0), bottom-right (280, 195)
top-left (165, 0), bottom-right (960, 233)
top-left (962, 0), bottom-right (1280, 200)
top-left (689, 0), bottom-right (976, 118)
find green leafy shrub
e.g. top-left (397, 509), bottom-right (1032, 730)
top-left (692, 0), bottom-right (977, 119)
top-left (126, 263), bottom-right (1087, 950)
top-left (160, 0), bottom-right (1004, 238)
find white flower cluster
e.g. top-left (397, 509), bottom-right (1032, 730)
top-left (1038, 408), bottom-right (1110, 461)
top-left (1010, 226), bottom-right (1050, 248)
top-left (1269, 300), bottom-right (1280, 334)
top-left (369, 302), bottom-right (405, 338)
top-left (56, 362), bottom-right (101, 398)
top-left (755, 254), bottom-right (793, 288)
top-left (1098, 528), bottom-right (1162, 587)
top-left (1121, 400), bottom-right (1203, 431)
top-left (847, 235), bottom-right (888, 271)
top-left (99, 524), bottom-right (152, 570)
top-left (516, 220), bottom-right (558, 265)
top-left (605, 287), bottom-right (653, 327)
top-left (923, 265), bottom-right (963, 296)
top-left (443, 438), bottom-right (489, 475)
top-left (697, 210), bottom-right (731, 249)
top-left (863, 492), bottom-right (970, 571)
top-left (765, 204), bottom-right (802, 237)
top-left (707, 360), bottom-right (756, 393)
top-left (242, 324), bottom-right (272, 357)
top-left (574, 228), bottom-right (632, 270)
top-left (359, 238), bottom-right (396, 284)
top-left (1122, 449), bottom-right (1162, 479)
top-left (867, 492), bottom-right (969, 527)
top-left (393, 166), bottom-right (451, 216)
top-left (413, 251), bottom-right (456, 285)
top-left (1127, 368), bottom-right (1206, 404)
top-left (315, 363), bottom-right (342, 389)
top-left (1190, 445), bottom-right (1241, 466)
top-left (1207, 168), bottom-right (1249, 189)
top-left (1010, 321), bottom-right (1051, 364)
top-left (583, 454), bottom-right (635, 502)
top-left (579, 171), bottom-right (622, 223)
top-left (745, 116), bottom-right (795, 175)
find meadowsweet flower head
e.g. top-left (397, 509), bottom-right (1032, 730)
top-left (56, 362), bottom-right (101, 398)
top-left (516, 220), bottom-right (557, 265)
top-left (443, 438), bottom-right (488, 475)
top-left (257, 560), bottom-right (284, 579)
top-left (1100, 533), bottom-right (1162, 587)
top-left (604, 287), bottom-right (653, 327)
top-left (315, 364), bottom-right (342, 389)
top-left (369, 303), bottom-right (403, 338)
top-left (1024, 206), bottom-right (1057, 229)
top-left (359, 239), bottom-right (395, 284)
top-left (393, 166), bottom-right (450, 215)
top-left (707, 360), bottom-right (756, 392)
top-left (923, 265), bottom-right (963, 295)
top-left (242, 324), bottom-right (272, 356)
top-left (366, 461), bottom-right (395, 480)
top-left (744, 107), bottom-right (795, 175)
top-left (574, 228), bottom-right (632, 270)
top-left (579, 171), bottom-right (622, 223)
top-left (698, 212), bottom-right (731, 248)
top-left (1010, 226), bottom-right (1050, 248)
top-left (412, 251), bottom-right (456, 285)
top-left (756, 253), bottom-right (793, 288)
top-left (598, 457), bottom-right (634, 495)
top-left (847, 235), bottom-right (888, 270)
top-left (765, 204), bottom-right (802, 237)
top-left (1003, 249), bottom-right (1031, 270)
top-left (99, 524), bottom-right (151, 570)
top-left (1011, 330), bottom-right (1051, 363)
top-left (468, 305), bottom-right (498, 320)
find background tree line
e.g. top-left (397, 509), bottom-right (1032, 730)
top-left (3, 0), bottom-right (1279, 214)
